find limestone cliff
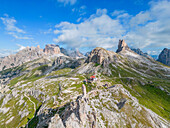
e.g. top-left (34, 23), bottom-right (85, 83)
top-left (116, 39), bottom-right (130, 53)
top-left (44, 44), bottom-right (61, 55)
top-left (0, 46), bottom-right (44, 71)
top-left (86, 47), bottom-right (118, 67)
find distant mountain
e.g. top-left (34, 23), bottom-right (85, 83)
top-left (0, 46), bottom-right (45, 71)
top-left (0, 44), bottom-right (85, 71)
top-left (60, 47), bottom-right (85, 58)
top-left (131, 48), bottom-right (150, 58)
top-left (157, 48), bottom-right (170, 66)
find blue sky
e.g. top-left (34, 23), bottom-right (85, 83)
top-left (0, 0), bottom-right (170, 56)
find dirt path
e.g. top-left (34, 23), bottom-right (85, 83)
top-left (24, 94), bottom-right (36, 128)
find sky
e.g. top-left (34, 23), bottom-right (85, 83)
top-left (0, 0), bottom-right (170, 57)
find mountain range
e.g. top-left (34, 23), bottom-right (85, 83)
top-left (0, 40), bottom-right (169, 128)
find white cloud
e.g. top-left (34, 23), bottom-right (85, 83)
top-left (76, 17), bottom-right (82, 22)
top-left (57, 0), bottom-right (77, 5)
top-left (147, 50), bottom-right (162, 55)
top-left (53, 1), bottom-right (170, 52)
top-left (0, 14), bottom-right (25, 33)
top-left (0, 14), bottom-right (33, 40)
top-left (43, 28), bottom-right (52, 34)
top-left (7, 32), bottom-right (33, 39)
top-left (125, 0), bottom-right (170, 49)
top-left (111, 10), bottom-right (125, 16)
top-left (96, 8), bottom-right (107, 16)
top-left (53, 9), bottom-right (125, 49)
top-left (72, 5), bottom-right (87, 16)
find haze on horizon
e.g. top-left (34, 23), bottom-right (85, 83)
top-left (0, 0), bottom-right (170, 57)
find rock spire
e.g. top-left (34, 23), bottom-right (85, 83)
top-left (116, 39), bottom-right (130, 53)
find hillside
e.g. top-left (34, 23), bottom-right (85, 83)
top-left (0, 40), bottom-right (170, 128)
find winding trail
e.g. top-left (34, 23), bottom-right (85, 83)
top-left (24, 94), bottom-right (36, 128)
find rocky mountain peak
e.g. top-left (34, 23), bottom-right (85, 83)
top-left (116, 39), bottom-right (130, 53)
top-left (86, 47), bottom-right (117, 67)
top-left (157, 48), bottom-right (170, 66)
top-left (44, 44), bottom-right (61, 55)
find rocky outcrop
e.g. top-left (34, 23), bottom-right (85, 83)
top-left (116, 39), bottom-right (130, 53)
top-left (52, 56), bottom-right (85, 70)
top-left (44, 44), bottom-right (61, 55)
top-left (37, 96), bottom-right (96, 128)
top-left (86, 47), bottom-right (118, 67)
top-left (157, 48), bottom-right (170, 66)
top-left (35, 84), bottom-right (170, 128)
top-left (0, 46), bottom-right (45, 71)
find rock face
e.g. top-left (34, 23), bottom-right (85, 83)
top-left (116, 39), bottom-right (130, 53)
top-left (86, 47), bottom-right (118, 67)
top-left (0, 46), bottom-right (45, 71)
top-left (157, 48), bottom-right (170, 66)
top-left (0, 44), bottom-right (63, 71)
top-left (37, 96), bottom-right (96, 128)
top-left (44, 44), bottom-right (61, 55)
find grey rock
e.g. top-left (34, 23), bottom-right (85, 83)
top-left (116, 39), bottom-right (130, 53)
top-left (86, 47), bottom-right (118, 67)
top-left (117, 98), bottom-right (127, 109)
top-left (0, 46), bottom-right (45, 71)
top-left (157, 48), bottom-right (170, 66)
